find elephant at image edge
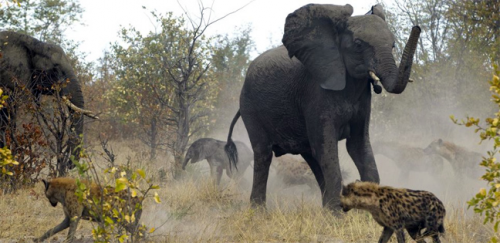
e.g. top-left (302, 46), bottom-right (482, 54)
top-left (183, 138), bottom-right (253, 185)
top-left (0, 31), bottom-right (96, 169)
top-left (225, 4), bottom-right (421, 210)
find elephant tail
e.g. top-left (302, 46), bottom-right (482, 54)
top-left (225, 110), bottom-right (241, 172)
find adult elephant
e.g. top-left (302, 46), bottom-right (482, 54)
top-left (0, 31), bottom-right (97, 170)
top-left (225, 4), bottom-right (421, 210)
top-left (183, 138), bottom-right (253, 185)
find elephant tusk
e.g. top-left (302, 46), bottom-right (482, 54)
top-left (369, 71), bottom-right (383, 94)
top-left (62, 96), bottom-right (99, 119)
top-left (369, 71), bottom-right (380, 82)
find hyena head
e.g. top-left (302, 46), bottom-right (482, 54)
top-left (424, 139), bottom-right (453, 158)
top-left (340, 181), bottom-right (378, 212)
top-left (42, 179), bottom-right (59, 207)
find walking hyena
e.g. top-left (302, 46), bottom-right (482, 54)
top-left (424, 138), bottom-right (483, 180)
top-left (340, 181), bottom-right (446, 243)
top-left (372, 141), bottom-right (444, 182)
top-left (34, 177), bottom-right (143, 242)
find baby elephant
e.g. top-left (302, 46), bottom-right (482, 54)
top-left (340, 181), bottom-right (445, 243)
top-left (182, 138), bottom-right (253, 185)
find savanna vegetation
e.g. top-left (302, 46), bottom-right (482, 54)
top-left (0, 0), bottom-right (499, 242)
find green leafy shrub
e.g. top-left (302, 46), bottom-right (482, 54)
top-left (73, 145), bottom-right (160, 242)
top-left (0, 88), bottom-right (19, 186)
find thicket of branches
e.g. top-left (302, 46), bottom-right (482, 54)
top-left (0, 0), bottom-right (92, 185)
top-left (0, 0), bottom-right (253, 185)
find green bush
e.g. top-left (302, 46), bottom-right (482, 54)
top-left (73, 146), bottom-right (160, 242)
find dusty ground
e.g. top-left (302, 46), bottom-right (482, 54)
top-left (0, 140), bottom-right (496, 242)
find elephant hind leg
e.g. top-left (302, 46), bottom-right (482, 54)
top-left (215, 166), bottom-right (223, 185)
top-left (249, 145), bottom-right (273, 207)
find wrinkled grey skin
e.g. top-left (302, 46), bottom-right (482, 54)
top-left (183, 138), bottom-right (253, 185)
top-left (0, 31), bottom-right (86, 168)
top-left (372, 141), bottom-right (444, 182)
top-left (225, 4), bottom-right (421, 210)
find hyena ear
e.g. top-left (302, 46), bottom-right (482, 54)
top-left (42, 179), bottom-right (50, 191)
top-left (437, 138), bottom-right (443, 145)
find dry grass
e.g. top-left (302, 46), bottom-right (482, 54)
top-left (0, 141), bottom-right (496, 242)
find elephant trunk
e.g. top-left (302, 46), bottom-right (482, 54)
top-left (182, 155), bottom-right (191, 170)
top-left (378, 26), bottom-right (421, 94)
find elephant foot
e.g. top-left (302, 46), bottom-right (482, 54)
top-left (250, 194), bottom-right (267, 208)
top-left (249, 201), bottom-right (268, 214)
top-left (322, 197), bottom-right (343, 214)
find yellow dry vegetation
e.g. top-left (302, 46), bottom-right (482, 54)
top-left (0, 140), bottom-right (494, 242)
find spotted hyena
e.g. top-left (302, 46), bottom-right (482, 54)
top-left (372, 141), bottom-right (444, 182)
top-left (424, 138), bottom-right (483, 180)
top-left (35, 177), bottom-right (143, 242)
top-left (340, 181), bottom-right (445, 243)
top-left (272, 155), bottom-right (350, 190)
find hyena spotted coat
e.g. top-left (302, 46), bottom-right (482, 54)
top-left (424, 138), bottom-right (483, 180)
top-left (35, 177), bottom-right (143, 242)
top-left (341, 181), bottom-right (445, 243)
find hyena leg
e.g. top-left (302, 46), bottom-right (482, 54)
top-left (422, 217), bottom-right (442, 243)
top-left (378, 226), bottom-right (394, 243)
top-left (432, 234), bottom-right (441, 243)
top-left (67, 216), bottom-right (81, 241)
top-left (34, 216), bottom-right (70, 242)
top-left (406, 226), bottom-right (424, 243)
top-left (395, 227), bottom-right (406, 243)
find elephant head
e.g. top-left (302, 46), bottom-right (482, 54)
top-left (0, 31), bottom-right (97, 167)
top-left (182, 146), bottom-right (201, 170)
top-left (282, 4), bottom-right (420, 94)
top-left (182, 138), bottom-right (215, 170)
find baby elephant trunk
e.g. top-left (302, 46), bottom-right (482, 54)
top-left (182, 155), bottom-right (191, 170)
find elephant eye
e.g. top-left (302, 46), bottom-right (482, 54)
top-left (354, 39), bottom-right (363, 47)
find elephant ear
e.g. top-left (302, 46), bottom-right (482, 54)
top-left (282, 4), bottom-right (353, 91)
top-left (370, 4), bottom-right (386, 21)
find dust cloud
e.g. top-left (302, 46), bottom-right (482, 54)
top-left (201, 65), bottom-right (493, 214)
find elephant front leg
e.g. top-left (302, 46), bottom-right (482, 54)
top-left (301, 153), bottom-right (325, 195)
top-left (308, 125), bottom-right (343, 211)
top-left (346, 122), bottom-right (380, 183)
